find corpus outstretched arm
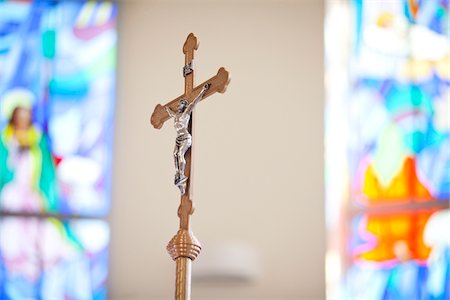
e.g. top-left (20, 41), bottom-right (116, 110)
top-left (186, 83), bottom-right (210, 115)
top-left (165, 106), bottom-right (176, 118)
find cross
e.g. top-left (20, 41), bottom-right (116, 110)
top-left (150, 33), bottom-right (229, 300)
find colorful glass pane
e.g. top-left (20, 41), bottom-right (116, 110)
top-left (0, 1), bottom-right (116, 299)
top-left (0, 217), bottom-right (110, 299)
top-left (0, 0), bottom-right (117, 216)
top-left (326, 0), bottom-right (450, 299)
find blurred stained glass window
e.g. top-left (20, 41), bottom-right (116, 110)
top-left (325, 0), bottom-right (449, 299)
top-left (0, 0), bottom-right (116, 299)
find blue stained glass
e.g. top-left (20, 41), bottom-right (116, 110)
top-left (0, 1), bottom-right (116, 299)
top-left (0, 0), bottom-right (117, 216)
top-left (326, 0), bottom-right (450, 299)
top-left (0, 217), bottom-right (110, 300)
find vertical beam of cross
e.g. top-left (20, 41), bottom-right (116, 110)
top-left (182, 33), bottom-right (197, 206)
top-left (178, 33), bottom-right (197, 231)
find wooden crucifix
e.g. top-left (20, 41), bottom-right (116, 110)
top-left (150, 33), bottom-right (229, 300)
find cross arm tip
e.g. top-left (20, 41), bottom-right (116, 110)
top-left (216, 67), bottom-right (230, 93)
top-left (150, 104), bottom-right (165, 129)
top-left (183, 33), bottom-right (199, 54)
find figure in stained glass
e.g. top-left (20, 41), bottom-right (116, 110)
top-left (0, 0), bottom-right (117, 299)
top-left (0, 89), bottom-right (58, 212)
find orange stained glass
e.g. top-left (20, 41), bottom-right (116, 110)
top-left (409, 0), bottom-right (419, 18)
top-left (357, 210), bottom-right (435, 262)
top-left (363, 157), bottom-right (432, 203)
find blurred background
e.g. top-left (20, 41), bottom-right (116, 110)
top-left (326, 1), bottom-right (449, 299)
top-left (0, 0), bottom-right (448, 300)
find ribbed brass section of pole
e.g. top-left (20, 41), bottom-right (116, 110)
top-left (167, 229), bottom-right (201, 300)
top-left (167, 229), bottom-right (202, 261)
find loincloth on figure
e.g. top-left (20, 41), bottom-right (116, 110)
top-left (175, 133), bottom-right (192, 147)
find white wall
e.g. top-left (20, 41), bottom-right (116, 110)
top-left (110, 1), bottom-right (324, 299)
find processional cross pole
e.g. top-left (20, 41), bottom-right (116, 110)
top-left (150, 33), bottom-right (230, 300)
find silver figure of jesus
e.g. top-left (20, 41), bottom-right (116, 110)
top-left (166, 83), bottom-right (210, 194)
